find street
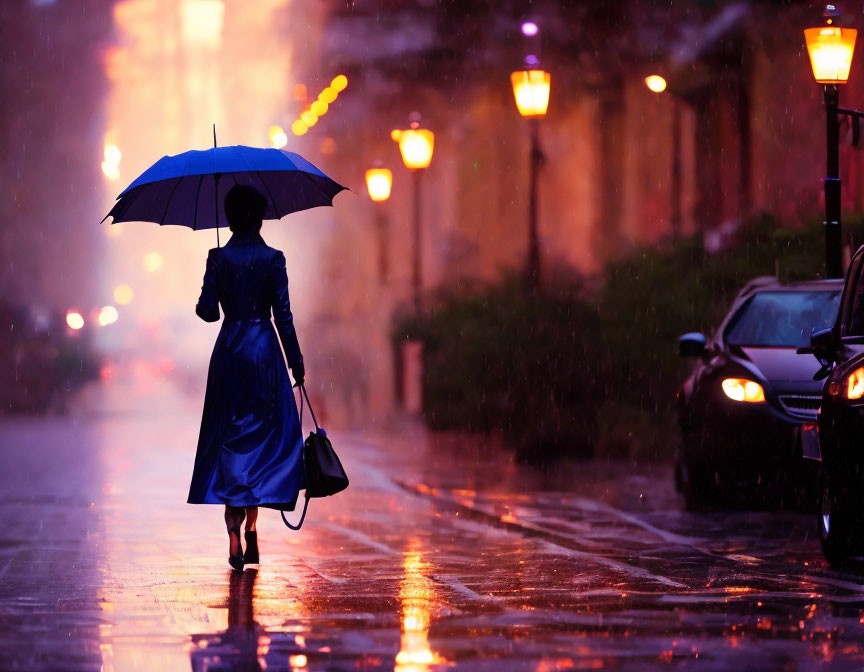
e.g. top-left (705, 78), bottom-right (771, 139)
top-left (0, 370), bottom-right (862, 671)
top-left (6, 2), bottom-right (864, 670)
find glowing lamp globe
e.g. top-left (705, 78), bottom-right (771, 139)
top-left (397, 129), bottom-right (435, 170)
top-left (521, 22), bottom-right (539, 37)
top-left (805, 25), bottom-right (857, 84)
top-left (365, 168), bottom-right (393, 202)
top-left (510, 69), bottom-right (550, 118)
top-left (645, 75), bottom-right (667, 93)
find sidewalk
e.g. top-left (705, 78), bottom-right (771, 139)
top-left (0, 372), bottom-right (862, 671)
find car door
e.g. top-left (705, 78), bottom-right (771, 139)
top-left (836, 253), bottom-right (864, 365)
top-left (819, 253), bottom-right (864, 463)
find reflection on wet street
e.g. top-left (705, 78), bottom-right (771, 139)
top-left (3, 372), bottom-right (864, 671)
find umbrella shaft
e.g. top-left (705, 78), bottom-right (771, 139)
top-left (215, 173), bottom-right (221, 247)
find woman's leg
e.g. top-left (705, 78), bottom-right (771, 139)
top-left (242, 507), bottom-right (260, 564)
top-left (224, 505), bottom-right (245, 556)
top-left (244, 506), bottom-right (258, 532)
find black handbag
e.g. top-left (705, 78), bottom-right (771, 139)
top-left (281, 384), bottom-right (349, 530)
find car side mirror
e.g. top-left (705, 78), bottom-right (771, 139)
top-left (799, 327), bottom-right (836, 380)
top-left (679, 332), bottom-right (707, 358)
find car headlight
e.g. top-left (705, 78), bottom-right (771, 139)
top-left (721, 378), bottom-right (765, 403)
top-left (847, 367), bottom-right (864, 400)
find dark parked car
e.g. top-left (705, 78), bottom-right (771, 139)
top-left (676, 276), bottom-right (843, 509)
top-left (807, 247), bottom-right (864, 563)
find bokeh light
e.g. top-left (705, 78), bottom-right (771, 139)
top-left (98, 305), bottom-right (119, 326)
top-left (144, 252), bottom-right (163, 272)
top-left (179, 0), bottom-right (225, 49)
top-left (292, 83), bottom-right (307, 100)
top-left (101, 163), bottom-right (120, 180)
top-left (268, 124), bottom-right (288, 149)
top-left (288, 77), bottom-right (345, 135)
top-left (66, 311), bottom-right (84, 330)
top-left (104, 145), bottom-right (121, 165)
top-left (113, 284), bottom-right (134, 305)
top-left (101, 143), bottom-right (121, 181)
top-left (645, 74), bottom-right (667, 93)
top-left (320, 137), bottom-right (336, 154)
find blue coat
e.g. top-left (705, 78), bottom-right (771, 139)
top-left (187, 232), bottom-right (305, 510)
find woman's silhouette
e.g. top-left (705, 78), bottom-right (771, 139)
top-left (187, 185), bottom-right (306, 570)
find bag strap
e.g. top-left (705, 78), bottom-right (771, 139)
top-left (281, 496), bottom-right (309, 530)
top-left (281, 384), bottom-right (315, 531)
top-left (299, 383), bottom-right (319, 430)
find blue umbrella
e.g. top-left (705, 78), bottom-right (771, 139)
top-left (103, 139), bottom-right (346, 245)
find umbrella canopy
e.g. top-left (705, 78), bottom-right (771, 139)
top-left (103, 145), bottom-right (346, 231)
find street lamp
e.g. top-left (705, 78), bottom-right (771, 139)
top-left (805, 4), bottom-right (859, 278)
top-left (510, 65), bottom-right (550, 289)
top-left (365, 167), bottom-right (393, 284)
top-left (645, 74), bottom-right (681, 240)
top-left (393, 121), bottom-right (434, 312)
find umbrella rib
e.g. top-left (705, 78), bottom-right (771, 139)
top-left (103, 184), bottom-right (144, 223)
top-left (300, 170), bottom-right (339, 205)
top-left (220, 173), bottom-right (241, 231)
top-left (159, 178), bottom-right (184, 226)
top-left (254, 171), bottom-right (282, 216)
top-left (191, 174), bottom-right (205, 231)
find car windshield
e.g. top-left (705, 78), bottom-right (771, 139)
top-left (725, 290), bottom-right (841, 348)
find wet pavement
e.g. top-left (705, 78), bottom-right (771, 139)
top-left (2, 372), bottom-right (864, 671)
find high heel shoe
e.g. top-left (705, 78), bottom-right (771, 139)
top-left (243, 530), bottom-right (259, 564)
top-left (228, 525), bottom-right (244, 571)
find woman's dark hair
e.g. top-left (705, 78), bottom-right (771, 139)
top-left (224, 185), bottom-right (267, 234)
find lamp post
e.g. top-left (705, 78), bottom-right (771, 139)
top-left (645, 74), bottom-right (682, 240)
top-left (394, 121), bottom-right (434, 313)
top-left (365, 167), bottom-right (393, 285)
top-left (805, 4), bottom-right (858, 278)
top-left (510, 65), bottom-right (550, 290)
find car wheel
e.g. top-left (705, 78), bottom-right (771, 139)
top-left (818, 468), bottom-right (857, 565)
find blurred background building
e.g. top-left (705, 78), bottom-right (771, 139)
top-left (0, 0), bottom-right (860, 424)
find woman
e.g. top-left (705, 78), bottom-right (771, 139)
top-left (188, 184), bottom-right (306, 570)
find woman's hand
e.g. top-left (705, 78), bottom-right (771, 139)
top-left (292, 363), bottom-right (305, 388)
